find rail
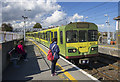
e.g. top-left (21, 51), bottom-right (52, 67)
top-left (0, 31), bottom-right (23, 43)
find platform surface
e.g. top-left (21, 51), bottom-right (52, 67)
top-left (98, 44), bottom-right (120, 57)
top-left (3, 39), bottom-right (99, 81)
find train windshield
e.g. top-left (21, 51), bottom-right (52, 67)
top-left (79, 30), bottom-right (87, 42)
top-left (66, 30), bottom-right (78, 43)
top-left (88, 30), bottom-right (98, 41)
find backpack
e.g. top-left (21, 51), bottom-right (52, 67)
top-left (47, 44), bottom-right (56, 61)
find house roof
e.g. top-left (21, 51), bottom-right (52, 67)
top-left (114, 16), bottom-right (120, 20)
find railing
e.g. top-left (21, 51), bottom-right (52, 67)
top-left (0, 31), bottom-right (23, 43)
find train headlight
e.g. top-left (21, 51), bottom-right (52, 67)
top-left (91, 47), bottom-right (98, 51)
top-left (91, 48), bottom-right (94, 51)
top-left (73, 49), bottom-right (76, 52)
top-left (68, 49), bottom-right (77, 53)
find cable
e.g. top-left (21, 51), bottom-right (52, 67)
top-left (78, 2), bottom-right (109, 14)
top-left (88, 10), bottom-right (117, 20)
top-left (85, 4), bottom-right (118, 18)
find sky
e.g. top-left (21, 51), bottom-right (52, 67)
top-left (0, 0), bottom-right (120, 32)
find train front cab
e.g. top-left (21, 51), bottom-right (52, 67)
top-left (64, 22), bottom-right (98, 64)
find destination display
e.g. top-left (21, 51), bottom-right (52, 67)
top-left (76, 23), bottom-right (89, 28)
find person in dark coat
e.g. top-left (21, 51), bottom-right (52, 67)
top-left (17, 40), bottom-right (28, 61)
top-left (49, 38), bottom-right (60, 76)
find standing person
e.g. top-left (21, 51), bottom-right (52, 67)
top-left (17, 40), bottom-right (28, 61)
top-left (49, 38), bottom-right (60, 76)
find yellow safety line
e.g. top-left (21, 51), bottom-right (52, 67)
top-left (99, 45), bottom-right (120, 49)
top-left (28, 39), bottom-right (77, 81)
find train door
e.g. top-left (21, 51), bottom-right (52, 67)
top-left (59, 31), bottom-right (65, 56)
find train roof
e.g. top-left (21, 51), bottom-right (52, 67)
top-left (26, 22), bottom-right (97, 34)
top-left (66, 22), bottom-right (97, 26)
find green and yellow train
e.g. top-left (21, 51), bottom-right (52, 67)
top-left (26, 22), bottom-right (98, 64)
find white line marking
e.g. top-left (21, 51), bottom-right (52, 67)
top-left (60, 56), bottom-right (99, 81)
top-left (33, 40), bottom-right (99, 81)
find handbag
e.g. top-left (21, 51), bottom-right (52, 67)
top-left (47, 44), bottom-right (56, 61)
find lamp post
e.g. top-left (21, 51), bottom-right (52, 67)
top-left (22, 16), bottom-right (28, 41)
top-left (22, 9), bottom-right (31, 41)
top-left (104, 14), bottom-right (110, 44)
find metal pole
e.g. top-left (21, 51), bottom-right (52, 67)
top-left (105, 14), bottom-right (110, 44)
top-left (24, 19), bottom-right (26, 41)
top-left (106, 21), bottom-right (108, 41)
top-left (24, 10), bottom-right (26, 41)
top-left (22, 9), bottom-right (31, 41)
top-left (108, 16), bottom-right (110, 40)
top-left (84, 17), bottom-right (88, 22)
top-left (22, 16), bottom-right (27, 41)
top-left (84, 18), bottom-right (85, 22)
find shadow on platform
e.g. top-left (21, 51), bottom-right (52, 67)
top-left (2, 42), bottom-right (42, 81)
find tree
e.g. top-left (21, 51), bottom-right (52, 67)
top-left (1, 23), bottom-right (13, 32)
top-left (98, 32), bottom-right (101, 39)
top-left (33, 23), bottom-right (42, 28)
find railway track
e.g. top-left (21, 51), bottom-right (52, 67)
top-left (97, 58), bottom-right (120, 70)
top-left (98, 53), bottom-right (120, 70)
top-left (75, 54), bottom-right (120, 81)
top-left (88, 65), bottom-right (116, 80)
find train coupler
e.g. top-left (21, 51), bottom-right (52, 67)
top-left (79, 58), bottom-right (89, 64)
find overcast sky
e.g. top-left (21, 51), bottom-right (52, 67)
top-left (0, 0), bottom-right (120, 32)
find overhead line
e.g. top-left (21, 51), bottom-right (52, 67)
top-left (79, 2), bottom-right (109, 14)
top-left (85, 4), bottom-right (118, 17)
top-left (88, 10), bottom-right (117, 19)
top-left (79, 0), bottom-right (116, 14)
top-left (88, 15), bottom-right (117, 22)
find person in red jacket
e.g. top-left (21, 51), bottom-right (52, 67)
top-left (17, 40), bottom-right (28, 61)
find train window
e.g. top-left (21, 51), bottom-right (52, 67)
top-left (34, 33), bottom-right (36, 37)
top-left (42, 33), bottom-right (44, 39)
top-left (44, 33), bottom-right (45, 40)
top-left (88, 30), bottom-right (98, 41)
top-left (51, 32), bottom-right (53, 41)
top-left (79, 30), bottom-right (87, 42)
top-left (46, 32), bottom-right (47, 40)
top-left (54, 32), bottom-right (57, 40)
top-left (41, 33), bottom-right (42, 39)
top-left (38, 33), bottom-right (40, 38)
top-left (46, 32), bottom-right (50, 41)
top-left (60, 31), bottom-right (63, 44)
top-left (66, 30), bottom-right (78, 43)
top-left (37, 33), bottom-right (39, 38)
top-left (40, 33), bottom-right (42, 39)
top-left (36, 33), bottom-right (37, 37)
top-left (35, 33), bottom-right (37, 38)
top-left (48, 32), bottom-right (50, 41)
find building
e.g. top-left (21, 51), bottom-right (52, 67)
top-left (114, 16), bottom-right (120, 45)
top-left (99, 32), bottom-right (116, 44)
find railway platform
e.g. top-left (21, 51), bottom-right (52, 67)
top-left (2, 39), bottom-right (99, 81)
top-left (98, 44), bottom-right (120, 58)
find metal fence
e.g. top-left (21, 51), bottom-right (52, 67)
top-left (0, 31), bottom-right (23, 43)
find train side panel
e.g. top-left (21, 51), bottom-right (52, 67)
top-left (58, 26), bottom-right (66, 57)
